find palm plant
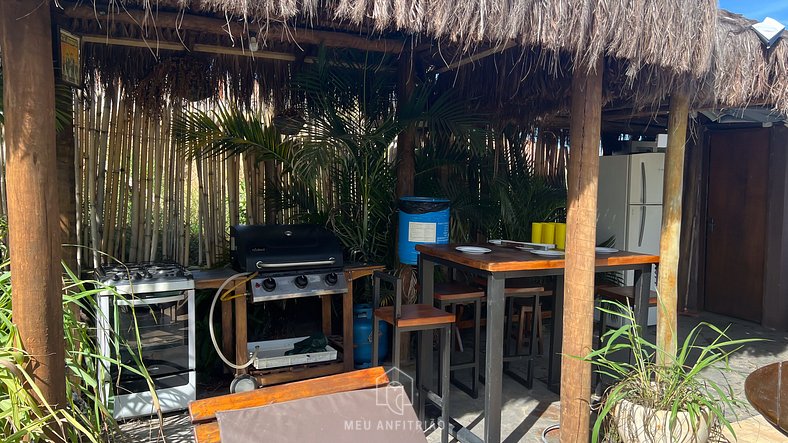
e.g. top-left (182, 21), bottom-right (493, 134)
top-left (415, 123), bottom-right (566, 242)
top-left (174, 48), bottom-right (489, 266)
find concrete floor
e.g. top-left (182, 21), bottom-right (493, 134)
top-left (119, 310), bottom-right (788, 442)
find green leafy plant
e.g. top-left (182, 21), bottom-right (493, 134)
top-left (585, 300), bottom-right (761, 442)
top-left (174, 48), bottom-right (489, 268)
top-left (0, 259), bottom-right (158, 441)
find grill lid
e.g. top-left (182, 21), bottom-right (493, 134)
top-left (230, 224), bottom-right (345, 272)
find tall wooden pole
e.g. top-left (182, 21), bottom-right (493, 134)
top-left (0, 0), bottom-right (67, 407)
top-left (396, 50), bottom-right (416, 198)
top-left (560, 56), bottom-right (603, 443)
top-left (656, 92), bottom-right (690, 366)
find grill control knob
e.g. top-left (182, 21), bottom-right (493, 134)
top-left (294, 275), bottom-right (309, 289)
top-left (262, 278), bottom-right (276, 292)
top-left (325, 273), bottom-right (338, 286)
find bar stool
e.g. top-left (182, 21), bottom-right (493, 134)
top-left (372, 271), bottom-right (454, 443)
top-left (433, 282), bottom-right (485, 398)
top-left (513, 295), bottom-right (552, 355)
top-left (475, 277), bottom-right (552, 388)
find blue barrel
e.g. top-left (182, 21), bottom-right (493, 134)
top-left (398, 197), bottom-right (450, 265)
top-left (353, 304), bottom-right (390, 368)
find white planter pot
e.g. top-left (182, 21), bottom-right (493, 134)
top-left (612, 399), bottom-right (711, 443)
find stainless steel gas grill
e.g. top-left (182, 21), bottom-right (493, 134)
top-left (230, 224), bottom-right (348, 302)
top-left (95, 262), bottom-right (196, 419)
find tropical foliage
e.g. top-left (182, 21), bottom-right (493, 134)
top-left (585, 300), bottom-right (760, 442)
top-left (0, 221), bottom-right (156, 441)
top-left (175, 49), bottom-right (566, 267)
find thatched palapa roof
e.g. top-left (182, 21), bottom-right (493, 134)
top-left (54, 1), bottom-right (788, 122)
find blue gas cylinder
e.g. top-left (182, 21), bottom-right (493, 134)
top-left (353, 304), bottom-right (390, 368)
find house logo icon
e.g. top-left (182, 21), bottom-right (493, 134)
top-left (375, 367), bottom-right (414, 416)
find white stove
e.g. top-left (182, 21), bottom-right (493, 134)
top-left (97, 263), bottom-right (194, 294)
top-left (95, 262), bottom-right (196, 419)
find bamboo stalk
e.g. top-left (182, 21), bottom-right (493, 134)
top-left (94, 95), bottom-right (111, 261)
top-left (87, 95), bottom-right (104, 268)
top-left (129, 111), bottom-right (142, 262)
top-left (73, 96), bottom-right (84, 269)
top-left (142, 119), bottom-right (155, 260)
top-left (117, 101), bottom-right (133, 261)
top-left (149, 117), bottom-right (166, 261)
top-left (184, 157), bottom-right (193, 265)
top-left (196, 155), bottom-right (210, 266)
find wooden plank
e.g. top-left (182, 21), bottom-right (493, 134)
top-left (434, 40), bottom-right (516, 73)
top-left (321, 295), bottom-right (333, 336)
top-left (0, 0), bottom-right (67, 407)
top-left (253, 362), bottom-right (345, 387)
top-left (342, 289), bottom-right (354, 372)
top-left (234, 288), bottom-right (248, 375)
top-left (61, 4), bottom-right (405, 54)
top-left (560, 56), bottom-right (603, 443)
top-left (416, 244), bottom-right (659, 272)
top-left (656, 92), bottom-right (689, 365)
top-left (194, 422), bottom-right (220, 443)
top-left (221, 299), bottom-right (233, 370)
top-left (189, 366), bottom-right (388, 423)
top-left (374, 305), bottom-right (455, 328)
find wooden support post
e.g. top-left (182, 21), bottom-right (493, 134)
top-left (0, 0), bottom-right (67, 408)
top-left (396, 51), bottom-right (416, 198)
top-left (656, 92), bottom-right (690, 366)
top-left (560, 56), bottom-right (603, 443)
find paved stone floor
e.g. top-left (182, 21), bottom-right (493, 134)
top-left (119, 310), bottom-right (788, 442)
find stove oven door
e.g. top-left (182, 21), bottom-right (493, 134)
top-left (114, 291), bottom-right (193, 376)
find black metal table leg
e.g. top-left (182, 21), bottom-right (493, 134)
top-left (484, 274), bottom-right (505, 443)
top-left (548, 276), bottom-right (564, 393)
top-left (417, 255), bottom-right (434, 421)
top-left (633, 266), bottom-right (651, 332)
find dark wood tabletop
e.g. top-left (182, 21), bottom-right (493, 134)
top-left (415, 243), bottom-right (659, 272)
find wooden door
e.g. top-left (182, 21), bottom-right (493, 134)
top-left (704, 129), bottom-right (769, 323)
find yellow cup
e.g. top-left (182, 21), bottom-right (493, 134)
top-left (555, 223), bottom-right (567, 250)
top-left (531, 222), bottom-right (544, 243)
top-left (542, 222), bottom-right (556, 245)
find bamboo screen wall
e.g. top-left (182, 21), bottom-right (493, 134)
top-left (0, 92), bottom-right (568, 271)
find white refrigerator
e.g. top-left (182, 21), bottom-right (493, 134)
top-left (596, 152), bottom-right (664, 326)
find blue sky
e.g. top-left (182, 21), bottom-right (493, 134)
top-left (719, 1), bottom-right (788, 25)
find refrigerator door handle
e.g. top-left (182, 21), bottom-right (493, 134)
top-left (639, 206), bottom-right (646, 247)
top-left (641, 161), bottom-right (646, 203)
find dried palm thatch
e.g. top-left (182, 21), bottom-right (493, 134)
top-left (76, 1), bottom-right (788, 119)
top-left (707, 11), bottom-right (788, 113)
top-left (175, 0), bottom-right (717, 76)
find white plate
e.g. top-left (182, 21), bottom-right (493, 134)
top-left (529, 249), bottom-right (565, 257)
top-left (456, 246), bottom-right (492, 254)
top-left (595, 247), bottom-right (619, 254)
top-left (487, 239), bottom-right (503, 245)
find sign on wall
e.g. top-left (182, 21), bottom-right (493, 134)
top-left (58, 29), bottom-right (81, 86)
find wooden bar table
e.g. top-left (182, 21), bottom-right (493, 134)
top-left (415, 244), bottom-right (659, 443)
top-left (193, 264), bottom-right (384, 383)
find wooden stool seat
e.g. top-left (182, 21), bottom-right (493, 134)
top-left (372, 271), bottom-right (452, 443)
top-left (434, 283), bottom-right (485, 302)
top-left (433, 282), bottom-right (485, 398)
top-left (596, 285), bottom-right (657, 305)
top-left (374, 304), bottom-right (456, 328)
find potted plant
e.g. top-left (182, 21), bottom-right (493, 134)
top-left (584, 300), bottom-right (759, 443)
